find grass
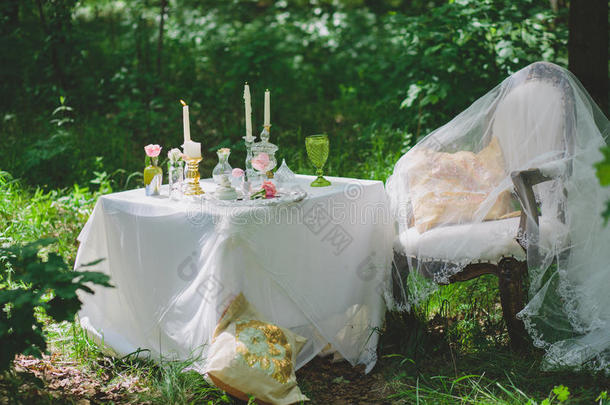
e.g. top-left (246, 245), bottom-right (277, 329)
top-left (1, 169), bottom-right (610, 404)
top-left (34, 320), bottom-right (233, 404)
top-left (379, 309), bottom-right (610, 404)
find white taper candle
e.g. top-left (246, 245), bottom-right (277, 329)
top-left (180, 100), bottom-right (191, 144)
top-left (183, 140), bottom-right (201, 159)
top-left (264, 89), bottom-right (270, 127)
top-left (244, 83), bottom-right (253, 141)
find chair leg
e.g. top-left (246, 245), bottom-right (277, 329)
top-left (497, 257), bottom-right (529, 350)
top-left (391, 252), bottom-right (410, 307)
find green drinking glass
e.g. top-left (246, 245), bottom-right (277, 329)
top-left (305, 134), bottom-right (331, 187)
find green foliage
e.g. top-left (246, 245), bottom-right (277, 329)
top-left (598, 147), bottom-right (610, 185)
top-left (0, 0), bottom-right (567, 188)
top-left (0, 169), bottom-right (117, 263)
top-left (595, 146), bottom-right (610, 223)
top-left (527, 385), bottom-right (570, 405)
top-left (552, 385), bottom-right (570, 402)
top-left (139, 359), bottom-right (233, 404)
top-left (0, 238), bottom-right (112, 372)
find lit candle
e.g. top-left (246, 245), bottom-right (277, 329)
top-left (264, 89), bottom-right (270, 127)
top-left (244, 83), bottom-right (253, 141)
top-left (180, 99), bottom-right (191, 144)
top-left (183, 140), bottom-right (201, 159)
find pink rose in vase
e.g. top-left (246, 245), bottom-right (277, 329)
top-left (251, 153), bottom-right (270, 172)
top-left (144, 144), bottom-right (162, 158)
top-left (232, 168), bottom-right (244, 178)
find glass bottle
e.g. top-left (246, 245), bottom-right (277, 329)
top-left (167, 160), bottom-right (184, 200)
top-left (144, 156), bottom-right (163, 196)
top-left (212, 148), bottom-right (233, 186)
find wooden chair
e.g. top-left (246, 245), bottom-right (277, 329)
top-left (391, 62), bottom-right (575, 349)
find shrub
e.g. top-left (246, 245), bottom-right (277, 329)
top-left (0, 238), bottom-right (111, 372)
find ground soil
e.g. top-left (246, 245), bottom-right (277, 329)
top-left (296, 356), bottom-right (394, 404)
top-left (1, 354), bottom-right (395, 404)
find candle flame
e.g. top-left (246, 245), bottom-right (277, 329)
top-left (180, 99), bottom-right (187, 106)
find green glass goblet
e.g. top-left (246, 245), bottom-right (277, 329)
top-left (305, 134), bottom-right (331, 187)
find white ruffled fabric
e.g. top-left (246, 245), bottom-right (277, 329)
top-left (387, 62), bottom-right (610, 372)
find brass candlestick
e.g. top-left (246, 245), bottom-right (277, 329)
top-left (183, 157), bottom-right (204, 196)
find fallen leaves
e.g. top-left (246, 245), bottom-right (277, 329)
top-left (296, 356), bottom-right (392, 404)
top-left (4, 354), bottom-right (148, 404)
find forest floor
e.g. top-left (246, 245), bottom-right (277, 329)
top-left (2, 354), bottom-right (392, 405)
top-left (3, 325), bottom-right (610, 405)
top-left (3, 354), bottom-right (143, 404)
top-left (297, 357), bottom-right (391, 404)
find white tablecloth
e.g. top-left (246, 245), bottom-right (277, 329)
top-left (75, 175), bottom-right (394, 373)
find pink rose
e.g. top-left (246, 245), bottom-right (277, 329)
top-left (261, 180), bottom-right (277, 199)
top-left (251, 153), bottom-right (270, 172)
top-left (232, 168), bottom-right (244, 178)
top-left (144, 144), bottom-right (162, 157)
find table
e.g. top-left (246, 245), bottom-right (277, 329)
top-left (75, 175), bottom-right (394, 373)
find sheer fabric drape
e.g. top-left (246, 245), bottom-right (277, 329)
top-left (386, 62), bottom-right (610, 371)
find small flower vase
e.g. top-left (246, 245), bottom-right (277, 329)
top-left (144, 156), bottom-right (163, 196)
top-left (212, 148), bottom-right (233, 186)
top-left (168, 161), bottom-right (184, 200)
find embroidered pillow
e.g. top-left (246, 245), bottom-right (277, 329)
top-left (407, 137), bottom-right (518, 233)
top-left (206, 293), bottom-right (309, 405)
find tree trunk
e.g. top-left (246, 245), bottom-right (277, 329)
top-left (1, 0), bottom-right (19, 32)
top-left (568, 0), bottom-right (609, 115)
top-left (156, 0), bottom-right (168, 78)
top-left (36, 0), bottom-right (66, 90)
top-left (135, 15), bottom-right (143, 72)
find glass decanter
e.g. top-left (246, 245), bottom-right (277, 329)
top-left (212, 148), bottom-right (233, 186)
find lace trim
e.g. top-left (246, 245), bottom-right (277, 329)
top-left (518, 262), bottom-right (610, 373)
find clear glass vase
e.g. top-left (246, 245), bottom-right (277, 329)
top-left (212, 148), bottom-right (233, 186)
top-left (168, 161), bottom-right (184, 200)
top-left (144, 156), bottom-right (163, 196)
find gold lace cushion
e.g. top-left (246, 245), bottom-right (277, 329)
top-left (407, 137), bottom-right (518, 233)
top-left (206, 293), bottom-right (309, 405)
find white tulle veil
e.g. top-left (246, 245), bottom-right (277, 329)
top-left (386, 62), bottom-right (610, 372)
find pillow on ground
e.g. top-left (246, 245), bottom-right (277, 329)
top-left (206, 293), bottom-right (309, 405)
top-left (407, 137), bottom-right (517, 233)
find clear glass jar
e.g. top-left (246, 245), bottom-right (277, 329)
top-left (251, 127), bottom-right (278, 179)
top-left (212, 148), bottom-right (233, 186)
